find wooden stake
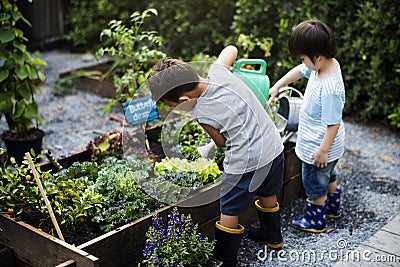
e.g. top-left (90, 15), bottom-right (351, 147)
top-left (25, 152), bottom-right (65, 241)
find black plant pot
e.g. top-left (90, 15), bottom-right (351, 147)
top-left (1, 129), bottom-right (45, 163)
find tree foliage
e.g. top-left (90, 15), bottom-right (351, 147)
top-left (64, 0), bottom-right (400, 127)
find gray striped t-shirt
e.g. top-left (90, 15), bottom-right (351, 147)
top-left (295, 60), bottom-right (345, 164)
top-left (192, 63), bottom-right (283, 175)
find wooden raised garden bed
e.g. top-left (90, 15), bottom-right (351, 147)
top-left (0, 141), bottom-right (302, 267)
top-left (59, 58), bottom-right (116, 99)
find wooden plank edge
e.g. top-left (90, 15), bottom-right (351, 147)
top-left (0, 214), bottom-right (99, 267)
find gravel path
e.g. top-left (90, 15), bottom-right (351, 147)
top-left (1, 50), bottom-right (399, 266)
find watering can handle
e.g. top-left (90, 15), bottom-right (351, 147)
top-left (233, 59), bottom-right (267, 75)
top-left (278, 86), bottom-right (304, 98)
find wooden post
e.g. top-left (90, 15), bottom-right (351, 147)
top-left (25, 152), bottom-right (65, 241)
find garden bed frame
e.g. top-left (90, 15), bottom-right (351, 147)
top-left (59, 58), bottom-right (115, 99)
top-left (0, 141), bottom-right (302, 267)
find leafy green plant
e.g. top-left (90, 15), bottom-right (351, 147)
top-left (0, 0), bottom-right (47, 136)
top-left (96, 8), bottom-right (166, 113)
top-left (141, 208), bottom-right (215, 266)
top-left (178, 120), bottom-right (211, 160)
top-left (0, 151), bottom-right (50, 215)
top-left (93, 156), bottom-right (162, 232)
top-left (86, 130), bottom-right (148, 163)
top-left (44, 161), bottom-right (102, 228)
top-left (86, 130), bottom-right (124, 162)
top-left (237, 33), bottom-right (274, 59)
top-left (388, 105), bottom-right (400, 128)
top-left (154, 157), bottom-right (221, 185)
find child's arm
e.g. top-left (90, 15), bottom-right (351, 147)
top-left (215, 45), bottom-right (238, 68)
top-left (200, 123), bottom-right (226, 147)
top-left (269, 66), bottom-right (303, 102)
top-left (313, 124), bottom-right (340, 168)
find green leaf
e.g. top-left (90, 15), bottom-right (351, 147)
top-left (31, 58), bottom-right (46, 66)
top-left (38, 71), bottom-right (45, 81)
top-left (0, 70), bottom-right (9, 83)
top-left (18, 87), bottom-right (31, 101)
top-left (12, 100), bottom-right (26, 119)
top-left (0, 13), bottom-right (11, 22)
top-left (13, 42), bottom-right (25, 52)
top-left (97, 139), bottom-right (110, 152)
top-left (16, 66), bottom-right (28, 80)
top-left (27, 66), bottom-right (38, 80)
top-left (0, 30), bottom-right (15, 43)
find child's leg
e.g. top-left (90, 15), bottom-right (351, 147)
top-left (259, 194), bottom-right (278, 208)
top-left (326, 170), bottom-right (342, 218)
top-left (247, 152), bottom-right (284, 249)
top-left (220, 214), bottom-right (239, 229)
top-left (312, 195), bottom-right (327, 205)
top-left (328, 181), bottom-right (339, 192)
top-left (291, 160), bottom-right (338, 232)
top-left (248, 194), bottom-right (283, 249)
top-left (213, 172), bottom-right (252, 265)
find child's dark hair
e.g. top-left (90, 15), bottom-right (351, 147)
top-left (288, 19), bottom-right (337, 64)
top-left (147, 58), bottom-right (199, 103)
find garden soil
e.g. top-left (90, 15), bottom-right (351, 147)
top-left (0, 50), bottom-right (399, 266)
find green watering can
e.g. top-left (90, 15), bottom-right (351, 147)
top-left (232, 59), bottom-right (287, 133)
top-left (232, 59), bottom-right (270, 107)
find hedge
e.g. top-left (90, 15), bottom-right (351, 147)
top-left (64, 0), bottom-right (399, 128)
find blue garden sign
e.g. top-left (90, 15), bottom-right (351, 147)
top-left (123, 96), bottom-right (159, 125)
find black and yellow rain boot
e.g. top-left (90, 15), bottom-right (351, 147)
top-left (212, 221), bottom-right (244, 266)
top-left (247, 200), bottom-right (283, 249)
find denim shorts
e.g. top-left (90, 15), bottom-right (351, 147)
top-left (302, 160), bottom-right (338, 199)
top-left (220, 152), bottom-right (284, 216)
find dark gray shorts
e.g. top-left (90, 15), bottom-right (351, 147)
top-left (220, 152), bottom-right (284, 216)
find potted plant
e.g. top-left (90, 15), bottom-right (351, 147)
top-left (0, 0), bottom-right (47, 163)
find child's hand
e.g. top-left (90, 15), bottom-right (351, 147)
top-left (268, 85), bottom-right (279, 102)
top-left (313, 149), bottom-right (328, 168)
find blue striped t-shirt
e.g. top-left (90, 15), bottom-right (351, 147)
top-left (295, 60), bottom-right (345, 164)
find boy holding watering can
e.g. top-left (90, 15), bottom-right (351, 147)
top-left (269, 19), bottom-right (345, 232)
top-left (147, 45), bottom-right (284, 266)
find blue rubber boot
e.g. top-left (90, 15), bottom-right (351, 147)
top-left (291, 199), bottom-right (326, 233)
top-left (326, 187), bottom-right (342, 219)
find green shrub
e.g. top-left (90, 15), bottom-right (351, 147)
top-left (64, 0), bottom-right (147, 51)
top-left (96, 8), bottom-right (166, 113)
top-left (146, 0), bottom-right (235, 59)
top-left (64, 0), bottom-right (399, 128)
top-left (230, 0), bottom-right (400, 127)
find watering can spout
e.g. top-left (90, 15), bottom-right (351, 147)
top-left (197, 140), bottom-right (216, 158)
